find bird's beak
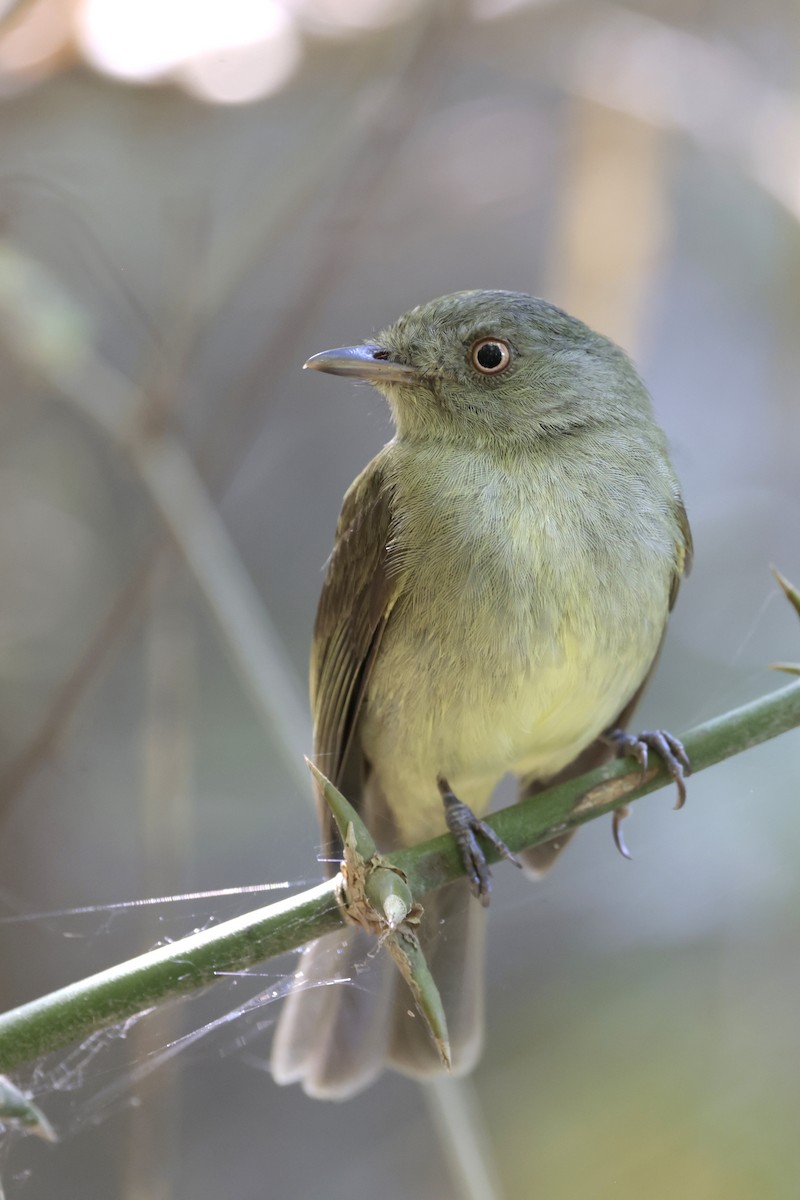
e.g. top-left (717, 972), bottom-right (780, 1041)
top-left (303, 345), bottom-right (420, 384)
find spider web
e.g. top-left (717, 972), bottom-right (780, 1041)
top-left (0, 873), bottom-right (366, 1197)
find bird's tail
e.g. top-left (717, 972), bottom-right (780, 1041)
top-left (270, 878), bottom-right (485, 1100)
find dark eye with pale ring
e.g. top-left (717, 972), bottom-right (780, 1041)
top-left (470, 338), bottom-right (511, 375)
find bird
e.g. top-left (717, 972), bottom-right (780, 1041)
top-left (271, 289), bottom-right (692, 1100)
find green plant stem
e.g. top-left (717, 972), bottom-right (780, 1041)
top-left (0, 680), bottom-right (798, 1075)
top-left (0, 881), bottom-right (342, 1075)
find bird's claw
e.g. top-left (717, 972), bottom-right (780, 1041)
top-left (612, 805), bottom-right (633, 860)
top-left (604, 725), bottom-right (690, 857)
top-left (606, 727), bottom-right (691, 810)
top-left (437, 778), bottom-right (522, 906)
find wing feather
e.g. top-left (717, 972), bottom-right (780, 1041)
top-left (669, 495), bottom-right (693, 610)
top-left (310, 453), bottom-right (402, 861)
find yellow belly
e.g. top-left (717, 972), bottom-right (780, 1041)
top-left (361, 610), bottom-right (663, 845)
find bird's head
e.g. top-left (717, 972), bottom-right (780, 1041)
top-left (304, 290), bottom-right (653, 449)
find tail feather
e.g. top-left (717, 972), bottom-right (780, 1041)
top-left (270, 879), bottom-right (485, 1098)
top-left (270, 926), bottom-right (396, 1100)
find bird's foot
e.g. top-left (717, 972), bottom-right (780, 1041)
top-left (437, 777), bottom-right (522, 906)
top-left (605, 727), bottom-right (691, 810)
top-left (604, 728), bottom-right (690, 859)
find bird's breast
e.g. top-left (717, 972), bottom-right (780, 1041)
top-left (360, 440), bottom-right (676, 841)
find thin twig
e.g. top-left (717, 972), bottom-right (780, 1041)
top-left (425, 1077), bottom-right (509, 1200)
top-left (198, 2), bottom-right (452, 484)
top-left (0, 547), bottom-right (160, 804)
top-left (0, 242), bottom-right (311, 789)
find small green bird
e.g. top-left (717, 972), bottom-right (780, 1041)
top-left (271, 290), bottom-right (692, 1099)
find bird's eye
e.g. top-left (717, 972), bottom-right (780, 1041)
top-left (470, 338), bottom-right (511, 375)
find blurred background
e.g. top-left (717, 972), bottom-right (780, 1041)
top-left (0, 0), bottom-right (799, 1196)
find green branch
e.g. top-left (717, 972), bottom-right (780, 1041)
top-left (1, 680), bottom-right (799, 1076)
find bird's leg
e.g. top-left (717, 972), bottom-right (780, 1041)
top-left (437, 776), bottom-right (522, 906)
top-left (603, 726), bottom-right (691, 858)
